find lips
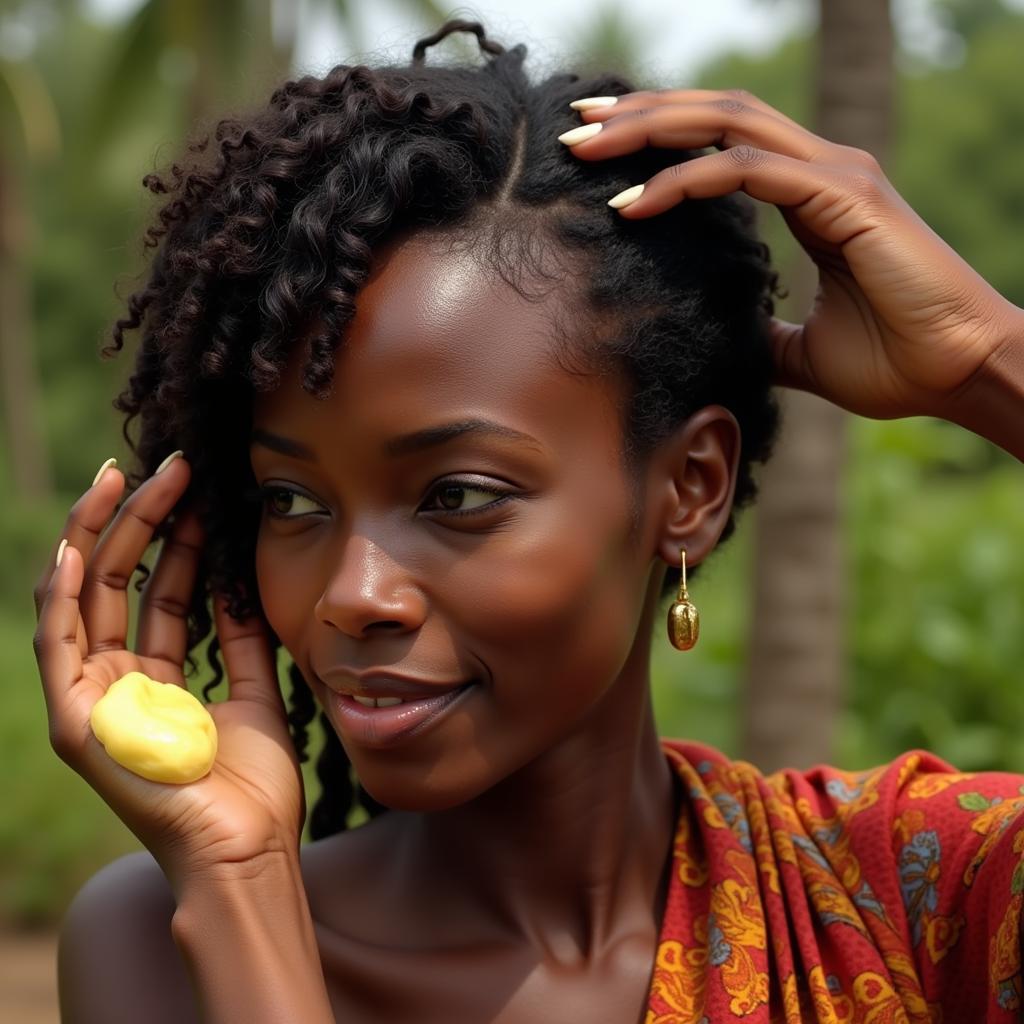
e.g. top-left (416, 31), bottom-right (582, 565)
top-left (324, 679), bottom-right (478, 749)
top-left (317, 669), bottom-right (471, 702)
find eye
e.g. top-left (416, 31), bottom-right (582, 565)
top-left (253, 485), bottom-right (326, 520)
top-left (422, 479), bottom-right (513, 517)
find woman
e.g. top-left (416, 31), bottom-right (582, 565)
top-left (33, 19), bottom-right (1024, 1023)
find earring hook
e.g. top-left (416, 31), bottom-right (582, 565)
top-left (677, 547), bottom-right (689, 601)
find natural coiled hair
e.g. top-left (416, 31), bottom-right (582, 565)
top-left (103, 20), bottom-right (782, 839)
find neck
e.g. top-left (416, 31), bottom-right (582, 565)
top-left (399, 612), bottom-right (679, 963)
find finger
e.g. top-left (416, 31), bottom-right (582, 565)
top-left (80, 453), bottom-right (190, 657)
top-left (768, 318), bottom-right (815, 393)
top-left (33, 460), bottom-right (125, 633)
top-left (134, 505), bottom-right (205, 674)
top-left (32, 543), bottom-right (86, 721)
top-left (33, 463), bottom-right (126, 662)
top-left (214, 593), bottom-right (286, 714)
top-left (561, 99), bottom-right (822, 164)
top-left (606, 147), bottom-right (869, 247)
top-left (572, 88), bottom-right (812, 137)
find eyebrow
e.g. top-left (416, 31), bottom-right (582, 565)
top-left (249, 419), bottom-right (544, 460)
top-left (383, 419), bottom-right (544, 457)
top-left (250, 428), bottom-right (317, 460)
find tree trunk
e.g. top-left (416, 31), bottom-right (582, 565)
top-left (0, 153), bottom-right (52, 501)
top-left (739, 0), bottom-right (894, 771)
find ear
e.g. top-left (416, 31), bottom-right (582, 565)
top-left (648, 405), bottom-right (741, 569)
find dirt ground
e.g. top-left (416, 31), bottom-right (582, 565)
top-left (0, 929), bottom-right (59, 1023)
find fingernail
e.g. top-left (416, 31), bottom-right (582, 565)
top-left (154, 449), bottom-right (185, 475)
top-left (608, 184), bottom-right (645, 210)
top-left (557, 123), bottom-right (603, 146)
top-left (569, 96), bottom-right (619, 111)
top-left (92, 457), bottom-right (118, 487)
top-left (56, 538), bottom-right (68, 568)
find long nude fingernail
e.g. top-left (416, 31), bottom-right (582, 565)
top-left (92, 457), bottom-right (118, 487)
top-left (154, 449), bottom-right (185, 475)
top-left (608, 184), bottom-right (645, 209)
top-left (569, 96), bottom-right (619, 111)
top-left (557, 123), bottom-right (603, 146)
top-left (56, 538), bottom-right (68, 568)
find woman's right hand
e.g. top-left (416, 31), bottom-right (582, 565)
top-left (32, 455), bottom-right (306, 894)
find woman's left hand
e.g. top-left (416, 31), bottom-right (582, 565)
top-left (561, 89), bottom-right (1024, 421)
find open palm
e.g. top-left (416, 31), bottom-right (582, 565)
top-left (33, 457), bottom-right (305, 892)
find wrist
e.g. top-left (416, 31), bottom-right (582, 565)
top-left (942, 303), bottom-right (1024, 463)
top-left (169, 844), bottom-right (299, 901)
top-left (171, 848), bottom-right (309, 944)
top-left (172, 851), bottom-right (334, 1024)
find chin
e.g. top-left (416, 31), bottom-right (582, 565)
top-left (359, 786), bottom-right (477, 815)
top-left (355, 765), bottom-right (498, 815)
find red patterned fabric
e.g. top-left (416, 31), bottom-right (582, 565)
top-left (647, 739), bottom-right (1024, 1022)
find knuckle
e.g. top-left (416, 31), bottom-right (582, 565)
top-left (839, 144), bottom-right (882, 173)
top-left (144, 592), bottom-right (192, 619)
top-left (626, 106), bottom-right (654, 126)
top-left (666, 161), bottom-right (690, 183)
top-left (125, 502), bottom-right (161, 532)
top-left (164, 531), bottom-right (203, 557)
top-left (724, 88), bottom-right (754, 102)
top-left (31, 630), bottom-right (46, 659)
top-left (64, 493), bottom-right (85, 521)
top-left (845, 168), bottom-right (882, 201)
top-left (714, 96), bottom-right (750, 119)
top-left (86, 565), bottom-right (131, 592)
top-left (727, 144), bottom-right (768, 168)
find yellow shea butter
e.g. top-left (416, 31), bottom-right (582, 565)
top-left (90, 671), bottom-right (218, 784)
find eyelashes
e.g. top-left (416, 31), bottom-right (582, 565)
top-left (422, 478), bottom-right (522, 516)
top-left (243, 479), bottom-right (515, 521)
top-left (248, 485), bottom-right (323, 520)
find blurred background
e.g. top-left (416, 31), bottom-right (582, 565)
top-left (2, 0), bottom-right (1023, 1011)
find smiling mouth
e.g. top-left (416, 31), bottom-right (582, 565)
top-left (327, 681), bottom-right (479, 748)
top-left (348, 684), bottom-right (474, 708)
top-left (317, 668), bottom-right (475, 704)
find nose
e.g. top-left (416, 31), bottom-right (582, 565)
top-left (314, 532), bottom-right (427, 639)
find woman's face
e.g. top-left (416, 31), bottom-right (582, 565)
top-left (250, 233), bottom-right (678, 810)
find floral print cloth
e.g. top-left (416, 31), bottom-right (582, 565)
top-left (647, 739), bottom-right (1024, 1022)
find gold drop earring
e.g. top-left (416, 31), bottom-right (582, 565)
top-left (667, 547), bottom-right (699, 651)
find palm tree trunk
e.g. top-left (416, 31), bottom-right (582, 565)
top-left (0, 153), bottom-right (52, 500)
top-left (739, 0), bottom-right (894, 771)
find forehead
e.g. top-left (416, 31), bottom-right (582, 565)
top-left (253, 233), bottom-right (626, 454)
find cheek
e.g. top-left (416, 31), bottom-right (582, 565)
top-left (255, 536), bottom-right (313, 654)
top-left (449, 495), bottom-right (646, 697)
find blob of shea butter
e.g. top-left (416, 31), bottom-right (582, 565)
top-left (89, 671), bottom-right (218, 784)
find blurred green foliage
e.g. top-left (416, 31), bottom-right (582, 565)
top-left (2, 2), bottom-right (1024, 926)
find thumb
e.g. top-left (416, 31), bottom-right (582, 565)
top-left (768, 317), bottom-right (816, 394)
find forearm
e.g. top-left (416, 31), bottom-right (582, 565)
top-left (945, 308), bottom-right (1024, 463)
top-left (171, 852), bottom-right (336, 1024)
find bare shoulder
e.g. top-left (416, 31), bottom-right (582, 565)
top-left (57, 828), bottom-right (387, 1024)
top-left (58, 850), bottom-right (197, 1024)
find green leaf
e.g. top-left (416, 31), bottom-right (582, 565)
top-left (957, 792), bottom-right (992, 812)
top-left (1011, 859), bottom-right (1024, 895)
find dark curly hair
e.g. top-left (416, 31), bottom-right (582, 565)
top-left (102, 19), bottom-right (781, 841)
